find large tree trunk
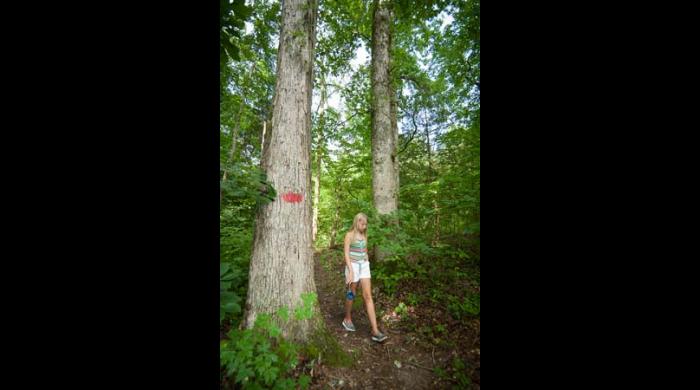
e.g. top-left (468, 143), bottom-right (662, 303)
top-left (371, 0), bottom-right (398, 216)
top-left (244, 0), bottom-right (319, 342)
top-left (371, 0), bottom-right (398, 260)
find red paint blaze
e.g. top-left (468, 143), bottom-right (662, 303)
top-left (282, 192), bottom-right (303, 203)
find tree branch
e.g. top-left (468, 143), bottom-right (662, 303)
top-left (397, 108), bottom-right (420, 155)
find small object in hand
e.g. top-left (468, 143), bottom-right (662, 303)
top-left (346, 286), bottom-right (354, 300)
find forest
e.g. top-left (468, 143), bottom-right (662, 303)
top-left (220, 0), bottom-right (479, 388)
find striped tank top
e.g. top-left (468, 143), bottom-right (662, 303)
top-left (349, 237), bottom-right (368, 262)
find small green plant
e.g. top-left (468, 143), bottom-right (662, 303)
top-left (220, 163), bottom-right (276, 206)
top-left (453, 357), bottom-right (472, 387)
top-left (447, 293), bottom-right (480, 320)
top-left (419, 325), bottom-right (434, 338)
top-left (434, 366), bottom-right (447, 379)
top-left (395, 302), bottom-right (408, 316)
top-left (406, 292), bottom-right (420, 306)
top-left (435, 323), bottom-right (447, 334)
top-left (429, 287), bottom-right (444, 304)
top-left (220, 262), bottom-right (244, 326)
top-left (294, 292), bottom-right (317, 321)
top-left (220, 313), bottom-right (304, 389)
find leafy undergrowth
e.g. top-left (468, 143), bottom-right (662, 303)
top-left (220, 293), bottom-right (354, 390)
top-left (220, 232), bottom-right (480, 389)
top-left (312, 239), bottom-right (480, 389)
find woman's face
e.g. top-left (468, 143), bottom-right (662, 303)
top-left (357, 218), bottom-right (367, 231)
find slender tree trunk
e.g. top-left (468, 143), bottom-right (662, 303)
top-left (221, 62), bottom-right (257, 203)
top-left (329, 179), bottom-right (341, 248)
top-left (312, 155), bottom-right (321, 242)
top-left (312, 80), bottom-right (327, 243)
top-left (423, 111), bottom-right (440, 245)
top-left (329, 205), bottom-right (340, 248)
top-left (260, 119), bottom-right (267, 157)
top-left (219, 98), bottom-right (244, 204)
top-left (244, 0), bottom-right (320, 342)
top-left (329, 182), bottom-right (341, 248)
top-left (424, 110), bottom-right (432, 173)
top-left (223, 99), bottom-right (244, 182)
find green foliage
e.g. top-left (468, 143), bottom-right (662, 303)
top-left (220, 262), bottom-right (244, 325)
top-left (294, 292), bottom-right (318, 321)
top-left (447, 293), bottom-right (480, 319)
top-left (221, 294), bottom-right (325, 389)
top-left (394, 302), bottom-right (408, 316)
top-left (351, 208), bottom-right (481, 331)
top-left (304, 326), bottom-right (355, 368)
top-left (367, 211), bottom-right (431, 295)
top-left (221, 314), bottom-right (303, 389)
top-left (406, 292), bottom-right (420, 306)
top-left (435, 0), bottom-right (480, 120)
top-left (432, 356), bottom-right (472, 388)
top-left (220, 209), bottom-right (252, 328)
top-left (220, 0), bottom-right (253, 64)
top-left (316, 0), bottom-right (366, 77)
top-left (220, 0), bottom-right (279, 165)
top-left (452, 357), bottom-right (472, 388)
top-left (220, 163), bottom-right (277, 328)
top-left (220, 163), bottom-right (277, 207)
top-left (220, 0), bottom-right (480, 385)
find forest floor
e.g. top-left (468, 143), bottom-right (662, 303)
top-left (309, 249), bottom-right (480, 389)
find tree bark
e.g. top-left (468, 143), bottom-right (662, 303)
top-left (371, 0), bottom-right (398, 217)
top-left (244, 0), bottom-right (320, 342)
top-left (371, 0), bottom-right (399, 261)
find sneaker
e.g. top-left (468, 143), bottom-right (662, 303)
top-left (371, 332), bottom-right (388, 343)
top-left (342, 320), bottom-right (356, 332)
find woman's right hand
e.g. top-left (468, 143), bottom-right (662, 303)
top-left (347, 270), bottom-right (355, 284)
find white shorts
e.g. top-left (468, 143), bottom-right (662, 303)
top-left (345, 260), bottom-right (371, 284)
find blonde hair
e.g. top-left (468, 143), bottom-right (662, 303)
top-left (350, 212), bottom-right (368, 242)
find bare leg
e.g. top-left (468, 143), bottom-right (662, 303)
top-left (343, 282), bottom-right (357, 323)
top-left (360, 278), bottom-right (380, 335)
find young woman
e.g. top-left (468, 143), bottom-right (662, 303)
top-left (341, 213), bottom-right (387, 342)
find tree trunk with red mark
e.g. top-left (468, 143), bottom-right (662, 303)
top-left (244, 0), bottom-right (320, 342)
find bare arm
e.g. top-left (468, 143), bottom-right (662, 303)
top-left (366, 238), bottom-right (370, 262)
top-left (344, 232), bottom-right (354, 282)
top-left (344, 232), bottom-right (353, 267)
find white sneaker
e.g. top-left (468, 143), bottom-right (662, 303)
top-left (371, 332), bottom-right (387, 342)
top-left (342, 320), bottom-right (356, 331)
